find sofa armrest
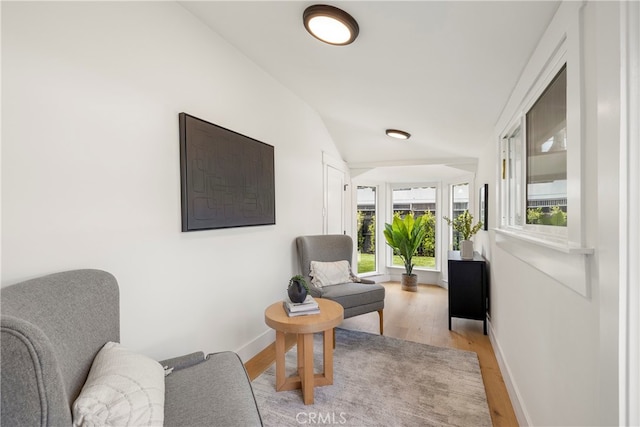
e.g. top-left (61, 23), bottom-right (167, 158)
top-left (163, 351), bottom-right (262, 426)
top-left (160, 351), bottom-right (205, 372)
top-left (360, 278), bottom-right (375, 284)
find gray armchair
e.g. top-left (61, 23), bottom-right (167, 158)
top-left (296, 235), bottom-right (385, 334)
top-left (0, 269), bottom-right (262, 427)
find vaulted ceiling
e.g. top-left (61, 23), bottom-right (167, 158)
top-left (181, 1), bottom-right (560, 182)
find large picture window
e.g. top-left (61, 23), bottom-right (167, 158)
top-left (391, 186), bottom-right (437, 270)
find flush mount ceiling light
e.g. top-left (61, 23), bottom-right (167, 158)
top-left (386, 129), bottom-right (411, 140)
top-left (303, 4), bottom-right (359, 46)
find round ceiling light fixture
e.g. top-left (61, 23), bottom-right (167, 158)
top-left (386, 129), bottom-right (411, 140)
top-left (303, 4), bottom-right (359, 46)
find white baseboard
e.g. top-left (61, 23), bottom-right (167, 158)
top-left (235, 328), bottom-right (275, 363)
top-left (488, 320), bottom-right (532, 426)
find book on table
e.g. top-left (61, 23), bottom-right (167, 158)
top-left (284, 295), bottom-right (319, 312)
top-left (284, 306), bottom-right (321, 317)
top-left (283, 295), bottom-right (320, 316)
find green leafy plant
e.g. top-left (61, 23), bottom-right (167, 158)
top-left (527, 207), bottom-right (544, 224)
top-left (368, 214), bottom-right (376, 253)
top-left (418, 211), bottom-right (436, 257)
top-left (549, 206), bottom-right (567, 226)
top-left (289, 274), bottom-right (309, 292)
top-left (527, 206), bottom-right (567, 226)
top-left (356, 210), bottom-right (365, 250)
top-left (383, 213), bottom-right (428, 276)
top-left (443, 210), bottom-right (483, 241)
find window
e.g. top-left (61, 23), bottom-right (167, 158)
top-left (451, 183), bottom-right (469, 250)
top-left (495, 2), bottom-right (592, 297)
top-left (526, 65), bottom-right (567, 227)
top-left (356, 186), bottom-right (376, 274)
top-left (391, 186), bottom-right (437, 270)
top-left (500, 64), bottom-right (568, 238)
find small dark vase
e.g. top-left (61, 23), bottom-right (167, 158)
top-left (287, 280), bottom-right (308, 303)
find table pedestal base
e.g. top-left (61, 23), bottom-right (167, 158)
top-left (274, 328), bottom-right (334, 405)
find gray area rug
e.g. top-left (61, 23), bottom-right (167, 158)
top-left (252, 328), bottom-right (492, 426)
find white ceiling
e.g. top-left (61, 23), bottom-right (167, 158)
top-left (181, 1), bottom-right (559, 182)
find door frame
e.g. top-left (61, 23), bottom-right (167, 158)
top-left (322, 152), bottom-right (350, 236)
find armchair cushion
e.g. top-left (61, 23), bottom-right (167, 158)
top-left (72, 342), bottom-right (165, 427)
top-left (320, 282), bottom-right (386, 308)
top-left (309, 260), bottom-right (352, 288)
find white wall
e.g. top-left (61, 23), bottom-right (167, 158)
top-left (1, 1), bottom-right (344, 361)
top-left (476, 2), bottom-right (622, 425)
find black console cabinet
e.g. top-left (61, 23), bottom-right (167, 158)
top-left (447, 251), bottom-right (488, 335)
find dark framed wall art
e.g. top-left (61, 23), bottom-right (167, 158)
top-left (179, 113), bottom-right (275, 231)
top-left (479, 183), bottom-right (488, 231)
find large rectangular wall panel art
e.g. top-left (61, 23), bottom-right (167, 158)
top-left (179, 113), bottom-right (275, 231)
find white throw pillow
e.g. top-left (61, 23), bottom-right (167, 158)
top-left (310, 260), bottom-right (352, 288)
top-left (72, 342), bottom-right (165, 427)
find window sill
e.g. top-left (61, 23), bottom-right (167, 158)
top-left (388, 266), bottom-right (441, 273)
top-left (494, 228), bottom-right (594, 255)
top-left (358, 272), bottom-right (381, 279)
top-left (493, 228), bottom-right (593, 298)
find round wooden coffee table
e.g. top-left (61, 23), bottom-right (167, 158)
top-left (264, 298), bottom-right (343, 405)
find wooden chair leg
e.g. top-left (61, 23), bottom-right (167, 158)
top-left (333, 327), bottom-right (336, 349)
top-left (378, 310), bottom-right (384, 335)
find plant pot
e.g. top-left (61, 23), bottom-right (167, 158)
top-left (287, 280), bottom-right (308, 303)
top-left (460, 240), bottom-right (474, 260)
top-left (401, 273), bottom-right (418, 292)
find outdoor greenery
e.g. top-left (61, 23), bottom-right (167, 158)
top-left (357, 211), bottom-right (365, 250)
top-left (368, 214), bottom-right (376, 253)
top-left (417, 211), bottom-right (435, 257)
top-left (357, 210), bottom-right (436, 273)
top-left (393, 254), bottom-right (435, 268)
top-left (357, 253), bottom-right (435, 273)
top-left (358, 253), bottom-right (376, 273)
top-left (527, 206), bottom-right (567, 226)
top-left (357, 211), bottom-right (376, 254)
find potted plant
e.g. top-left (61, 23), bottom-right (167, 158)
top-left (288, 274), bottom-right (310, 303)
top-left (443, 210), bottom-right (483, 260)
top-left (383, 213), bottom-right (428, 292)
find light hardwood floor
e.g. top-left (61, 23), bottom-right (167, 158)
top-left (245, 282), bottom-right (518, 427)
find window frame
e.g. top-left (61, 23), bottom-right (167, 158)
top-left (355, 185), bottom-right (379, 276)
top-left (501, 124), bottom-right (524, 229)
top-left (388, 182), bottom-right (440, 272)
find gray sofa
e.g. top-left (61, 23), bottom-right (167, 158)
top-left (0, 269), bottom-right (262, 427)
